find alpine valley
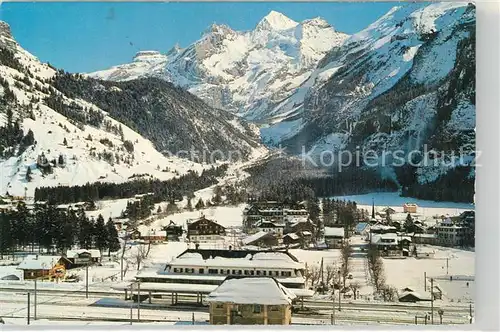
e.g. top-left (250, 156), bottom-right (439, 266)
top-left (1, 2), bottom-right (475, 203)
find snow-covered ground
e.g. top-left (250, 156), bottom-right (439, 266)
top-left (333, 191), bottom-right (474, 218)
top-left (382, 244), bottom-right (474, 303)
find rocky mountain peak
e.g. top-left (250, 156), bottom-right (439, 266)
top-left (256, 10), bottom-right (298, 31)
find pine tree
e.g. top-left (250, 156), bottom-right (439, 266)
top-left (404, 213), bottom-right (414, 233)
top-left (106, 217), bottom-right (120, 256)
top-left (58, 154), bottom-right (64, 166)
top-left (94, 214), bottom-right (108, 254)
top-left (186, 198), bottom-right (193, 211)
top-left (25, 166), bottom-right (32, 182)
top-left (195, 198), bottom-right (205, 210)
top-left (63, 137), bottom-right (68, 146)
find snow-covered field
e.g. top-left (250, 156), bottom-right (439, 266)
top-left (333, 192), bottom-right (474, 218)
top-left (382, 245), bottom-right (474, 303)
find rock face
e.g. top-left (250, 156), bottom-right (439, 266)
top-left (263, 2), bottom-right (475, 202)
top-left (90, 11), bottom-right (349, 121)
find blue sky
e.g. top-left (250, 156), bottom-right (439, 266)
top-left (0, 2), bottom-right (397, 73)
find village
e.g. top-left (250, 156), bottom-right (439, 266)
top-left (0, 192), bottom-right (475, 326)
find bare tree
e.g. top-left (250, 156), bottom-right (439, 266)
top-left (350, 281), bottom-right (361, 300)
top-left (134, 244), bottom-right (150, 271)
top-left (305, 265), bottom-right (321, 288)
top-left (340, 243), bottom-right (353, 287)
top-left (325, 264), bottom-right (337, 287)
top-left (379, 285), bottom-right (398, 302)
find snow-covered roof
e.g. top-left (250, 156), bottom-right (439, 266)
top-left (207, 277), bottom-right (296, 305)
top-left (371, 233), bottom-right (412, 245)
top-left (66, 249), bottom-right (101, 258)
top-left (370, 224), bottom-right (397, 231)
top-left (355, 222), bottom-right (370, 232)
top-left (17, 255), bottom-right (62, 270)
top-left (170, 251), bottom-right (304, 270)
top-left (399, 291), bottom-right (431, 301)
top-left (284, 233), bottom-right (300, 240)
top-left (256, 221), bottom-right (284, 228)
top-left (242, 231), bottom-right (274, 245)
top-left (324, 227), bottom-right (344, 238)
top-left (301, 231), bottom-right (312, 236)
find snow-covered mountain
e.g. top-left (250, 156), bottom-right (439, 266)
top-left (0, 21), bottom-right (265, 197)
top-left (261, 3), bottom-right (475, 188)
top-left (90, 11), bottom-right (349, 121)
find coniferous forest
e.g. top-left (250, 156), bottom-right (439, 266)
top-left (0, 201), bottom-right (120, 258)
top-left (34, 165), bottom-right (228, 204)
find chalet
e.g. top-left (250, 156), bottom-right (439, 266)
top-left (139, 229), bottom-right (167, 243)
top-left (17, 255), bottom-right (71, 280)
top-left (187, 217), bottom-right (226, 243)
top-left (324, 227), bottom-right (345, 249)
top-left (66, 249), bottom-right (101, 265)
top-left (255, 220), bottom-right (285, 235)
top-left (412, 233), bottom-right (438, 245)
top-left (398, 291), bottom-right (431, 302)
top-left (403, 203), bottom-right (418, 214)
top-left (282, 233), bottom-right (301, 246)
top-left (207, 277), bottom-right (296, 325)
top-left (163, 221), bottom-right (183, 241)
top-left (370, 233), bottom-right (412, 256)
top-left (285, 218), bottom-right (315, 235)
top-left (368, 223), bottom-right (397, 242)
top-left (242, 231), bottom-right (279, 248)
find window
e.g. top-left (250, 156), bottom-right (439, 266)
top-left (270, 305), bottom-right (279, 312)
top-left (244, 270), bottom-right (249, 275)
top-left (263, 271), bottom-right (267, 276)
top-left (256, 271), bottom-right (261, 276)
top-left (173, 268), bottom-right (179, 273)
top-left (216, 303), bottom-right (224, 309)
top-left (199, 268), bottom-right (204, 274)
top-left (208, 269), bottom-right (218, 274)
top-left (227, 270), bottom-right (230, 274)
top-left (179, 268), bottom-right (184, 273)
top-left (232, 270), bottom-right (236, 274)
top-left (238, 270), bottom-right (242, 275)
top-left (250, 270), bottom-right (255, 276)
top-left (253, 304), bottom-right (261, 313)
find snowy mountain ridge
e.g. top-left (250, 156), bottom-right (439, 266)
top-left (0, 21), bottom-right (267, 197)
top-left (262, 2), bottom-right (475, 201)
top-left (90, 11), bottom-right (350, 121)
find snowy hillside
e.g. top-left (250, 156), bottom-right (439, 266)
top-left (90, 11), bottom-right (349, 121)
top-left (0, 21), bottom-right (265, 197)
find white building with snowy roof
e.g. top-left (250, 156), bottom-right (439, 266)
top-left (207, 277), bottom-right (295, 325)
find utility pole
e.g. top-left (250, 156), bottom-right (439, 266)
top-left (338, 287), bottom-right (341, 311)
top-left (424, 272), bottom-right (427, 292)
top-left (137, 281), bottom-right (141, 322)
top-left (27, 292), bottom-right (31, 325)
top-left (129, 283), bottom-right (134, 325)
top-left (34, 279), bottom-right (37, 320)
top-left (446, 257), bottom-right (449, 275)
top-left (331, 290), bottom-right (336, 325)
top-left (469, 303), bottom-right (473, 324)
top-left (85, 264), bottom-right (89, 299)
top-left (430, 278), bottom-right (434, 324)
